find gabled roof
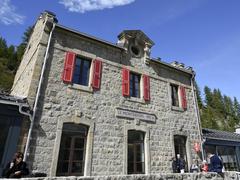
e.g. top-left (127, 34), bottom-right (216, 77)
top-left (202, 128), bottom-right (240, 142)
top-left (118, 30), bottom-right (155, 47)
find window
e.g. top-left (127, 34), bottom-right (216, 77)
top-left (171, 84), bottom-right (179, 107)
top-left (62, 52), bottom-right (102, 90)
top-left (170, 84), bottom-right (187, 109)
top-left (130, 45), bottom-right (141, 57)
top-left (57, 123), bottom-right (88, 176)
top-left (122, 68), bottom-right (150, 101)
top-left (128, 130), bottom-right (145, 174)
top-left (130, 72), bottom-right (140, 98)
top-left (72, 57), bottom-right (91, 86)
top-left (174, 135), bottom-right (188, 171)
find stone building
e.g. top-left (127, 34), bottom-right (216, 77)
top-left (9, 11), bottom-right (202, 176)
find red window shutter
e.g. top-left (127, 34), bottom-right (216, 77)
top-left (180, 86), bottom-right (187, 109)
top-left (143, 75), bottom-right (150, 101)
top-left (122, 68), bottom-right (130, 96)
top-left (91, 59), bottom-right (102, 90)
top-left (62, 51), bottom-right (76, 83)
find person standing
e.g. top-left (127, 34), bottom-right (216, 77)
top-left (176, 154), bottom-right (185, 173)
top-left (190, 159), bottom-right (199, 173)
top-left (2, 152), bottom-right (29, 178)
top-left (207, 152), bottom-right (223, 173)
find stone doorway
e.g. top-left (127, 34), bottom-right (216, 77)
top-left (174, 135), bottom-right (188, 171)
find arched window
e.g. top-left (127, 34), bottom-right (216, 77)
top-left (128, 130), bottom-right (145, 174)
top-left (56, 123), bottom-right (88, 176)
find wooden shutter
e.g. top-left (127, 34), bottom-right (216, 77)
top-left (122, 68), bottom-right (130, 96)
top-left (91, 59), bottom-right (102, 90)
top-left (62, 51), bottom-right (76, 83)
top-left (143, 74), bottom-right (150, 101)
top-left (180, 86), bottom-right (187, 109)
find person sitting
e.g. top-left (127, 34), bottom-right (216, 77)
top-left (190, 159), bottom-right (199, 173)
top-left (2, 152), bottom-right (29, 178)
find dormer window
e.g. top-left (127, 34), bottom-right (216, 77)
top-left (130, 45), bottom-right (141, 57)
top-left (117, 30), bottom-right (154, 59)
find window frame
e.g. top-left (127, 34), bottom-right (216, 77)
top-left (56, 123), bottom-right (88, 176)
top-left (170, 83), bottom-right (187, 111)
top-left (129, 72), bottom-right (141, 98)
top-left (171, 84), bottom-right (180, 107)
top-left (72, 56), bottom-right (92, 87)
top-left (127, 130), bottom-right (145, 174)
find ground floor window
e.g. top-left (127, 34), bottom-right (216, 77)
top-left (128, 130), bottom-right (145, 174)
top-left (56, 123), bottom-right (88, 176)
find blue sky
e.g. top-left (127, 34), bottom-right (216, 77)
top-left (0, 0), bottom-right (240, 100)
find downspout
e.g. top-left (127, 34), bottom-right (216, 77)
top-left (23, 22), bottom-right (56, 161)
top-left (191, 72), bottom-right (205, 160)
top-left (19, 104), bottom-right (31, 118)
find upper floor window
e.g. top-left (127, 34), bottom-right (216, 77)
top-left (171, 84), bottom-right (179, 107)
top-left (122, 68), bottom-right (150, 101)
top-left (128, 130), bottom-right (145, 174)
top-left (72, 57), bottom-right (91, 86)
top-left (62, 51), bottom-right (102, 90)
top-left (57, 123), bottom-right (88, 176)
top-left (170, 84), bottom-right (187, 110)
top-left (130, 72), bottom-right (140, 98)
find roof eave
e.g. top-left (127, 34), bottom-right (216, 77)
top-left (56, 24), bottom-right (125, 51)
top-left (148, 57), bottom-right (194, 75)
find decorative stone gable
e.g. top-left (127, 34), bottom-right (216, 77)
top-left (117, 30), bottom-right (154, 61)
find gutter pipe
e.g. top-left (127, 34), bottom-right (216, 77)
top-left (23, 22), bottom-right (56, 161)
top-left (191, 72), bottom-right (205, 160)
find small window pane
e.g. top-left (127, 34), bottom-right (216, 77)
top-left (73, 150), bottom-right (84, 160)
top-left (128, 145), bottom-right (134, 161)
top-left (60, 162), bottom-right (69, 173)
top-left (63, 137), bottom-right (71, 148)
top-left (63, 150), bottom-right (70, 160)
top-left (75, 138), bottom-right (85, 149)
top-left (72, 57), bottom-right (91, 86)
top-left (136, 162), bottom-right (144, 173)
top-left (130, 73), bottom-right (140, 98)
top-left (171, 84), bottom-right (179, 107)
top-left (71, 162), bottom-right (83, 173)
top-left (128, 162), bottom-right (134, 174)
top-left (128, 131), bottom-right (144, 142)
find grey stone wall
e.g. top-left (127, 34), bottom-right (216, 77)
top-left (21, 172), bottom-right (239, 180)
top-left (12, 12), bottom-right (202, 177)
top-left (28, 26), bottom-right (201, 176)
top-left (11, 12), bottom-right (55, 106)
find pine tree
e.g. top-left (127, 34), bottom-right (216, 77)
top-left (195, 82), bottom-right (203, 110)
top-left (233, 97), bottom-right (240, 126)
top-left (0, 37), bottom-right (8, 58)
